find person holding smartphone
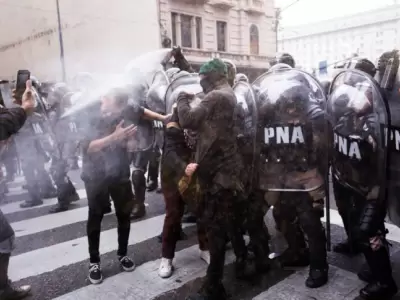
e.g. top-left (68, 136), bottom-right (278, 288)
top-left (0, 80), bottom-right (35, 300)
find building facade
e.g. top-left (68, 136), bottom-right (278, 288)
top-left (159, 0), bottom-right (276, 76)
top-left (0, 0), bottom-right (276, 81)
top-left (278, 4), bottom-right (400, 72)
top-left (0, 0), bottom-right (161, 81)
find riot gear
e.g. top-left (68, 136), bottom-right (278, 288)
top-left (327, 68), bottom-right (397, 299)
top-left (234, 73), bottom-right (249, 84)
top-left (222, 59), bottom-right (237, 87)
top-left (253, 68), bottom-right (329, 288)
top-left (274, 53), bottom-right (295, 68)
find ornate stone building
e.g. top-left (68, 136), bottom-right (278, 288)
top-left (158, 0), bottom-right (276, 78)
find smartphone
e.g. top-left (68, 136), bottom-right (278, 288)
top-left (16, 70), bottom-right (30, 92)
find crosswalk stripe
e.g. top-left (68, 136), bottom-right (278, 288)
top-left (1, 189), bottom-right (87, 215)
top-left (9, 214), bottom-right (193, 282)
top-left (11, 203), bottom-right (97, 237)
top-left (54, 244), bottom-right (235, 300)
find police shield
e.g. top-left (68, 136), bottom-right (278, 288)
top-left (147, 70), bottom-right (170, 149)
top-left (327, 69), bottom-right (389, 206)
top-left (165, 73), bottom-right (203, 114)
top-left (382, 61), bottom-right (400, 226)
top-left (233, 81), bottom-right (258, 190)
top-left (255, 69), bottom-right (328, 194)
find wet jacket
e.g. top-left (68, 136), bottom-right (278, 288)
top-left (177, 82), bottom-right (243, 192)
top-left (0, 106), bottom-right (27, 244)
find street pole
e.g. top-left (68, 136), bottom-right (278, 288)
top-left (274, 0), bottom-right (300, 53)
top-left (56, 0), bottom-right (66, 81)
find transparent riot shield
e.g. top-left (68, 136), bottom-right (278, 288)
top-left (254, 69), bottom-right (328, 194)
top-left (383, 63), bottom-right (400, 227)
top-left (233, 81), bottom-right (258, 191)
top-left (165, 73), bottom-right (203, 114)
top-left (327, 69), bottom-right (389, 202)
top-left (147, 70), bottom-right (170, 149)
top-left (147, 70), bottom-right (170, 114)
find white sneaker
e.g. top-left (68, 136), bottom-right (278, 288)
top-left (158, 258), bottom-right (173, 278)
top-left (200, 250), bottom-right (210, 265)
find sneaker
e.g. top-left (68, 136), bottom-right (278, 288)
top-left (119, 256), bottom-right (136, 272)
top-left (200, 250), bottom-right (210, 265)
top-left (158, 258), bottom-right (173, 278)
top-left (88, 263), bottom-right (103, 284)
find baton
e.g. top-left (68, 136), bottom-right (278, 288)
top-left (325, 169), bottom-right (331, 251)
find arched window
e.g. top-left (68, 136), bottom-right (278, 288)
top-left (250, 24), bottom-right (259, 55)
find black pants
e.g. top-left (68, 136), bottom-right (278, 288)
top-left (85, 180), bottom-right (134, 263)
top-left (278, 192), bottom-right (327, 269)
top-left (333, 177), bottom-right (364, 246)
top-left (50, 156), bottom-right (76, 206)
top-left (0, 253), bottom-right (10, 289)
top-left (147, 147), bottom-right (161, 183)
top-left (199, 189), bottom-right (246, 286)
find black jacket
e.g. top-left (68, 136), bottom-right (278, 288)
top-left (0, 106), bottom-right (27, 243)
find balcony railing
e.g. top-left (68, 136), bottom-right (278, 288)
top-left (181, 47), bottom-right (271, 68)
top-left (207, 0), bottom-right (235, 9)
top-left (244, 0), bottom-right (265, 15)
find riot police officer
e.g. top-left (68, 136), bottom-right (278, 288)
top-left (327, 60), bottom-right (398, 300)
top-left (254, 68), bottom-right (329, 288)
top-left (331, 58), bottom-right (378, 256)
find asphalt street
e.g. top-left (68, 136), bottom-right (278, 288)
top-left (2, 168), bottom-right (400, 300)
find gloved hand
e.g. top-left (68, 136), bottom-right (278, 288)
top-left (177, 91), bottom-right (194, 104)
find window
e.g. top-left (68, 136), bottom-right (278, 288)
top-left (216, 21), bottom-right (227, 52)
top-left (171, 12), bottom-right (202, 49)
top-left (171, 13), bottom-right (177, 46)
top-left (196, 17), bottom-right (202, 49)
top-left (249, 24), bottom-right (259, 55)
top-left (181, 14), bottom-right (192, 48)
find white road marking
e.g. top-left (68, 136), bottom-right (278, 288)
top-left (9, 214), bottom-right (192, 282)
top-left (54, 244), bottom-right (235, 300)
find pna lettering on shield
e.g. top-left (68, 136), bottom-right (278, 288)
top-left (334, 132), bottom-right (361, 160)
top-left (264, 126), bottom-right (305, 144)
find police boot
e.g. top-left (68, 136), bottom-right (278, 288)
top-left (358, 264), bottom-right (374, 283)
top-left (280, 248), bottom-right (310, 269)
top-left (185, 280), bottom-right (228, 300)
top-left (333, 239), bottom-right (361, 256)
top-left (146, 180), bottom-right (158, 192)
top-left (360, 247), bottom-right (398, 300)
top-left (131, 171), bottom-right (146, 219)
top-left (305, 267), bottom-right (328, 289)
top-left (0, 254), bottom-right (31, 300)
top-left (235, 255), bottom-right (255, 280)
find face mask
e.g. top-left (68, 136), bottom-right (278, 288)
top-left (200, 78), bottom-right (214, 94)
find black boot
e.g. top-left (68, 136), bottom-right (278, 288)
top-left (360, 247), bottom-right (398, 300)
top-left (131, 171), bottom-right (147, 219)
top-left (280, 248), bottom-right (310, 269)
top-left (146, 180), bottom-right (158, 192)
top-left (20, 199), bottom-right (43, 208)
top-left (182, 212), bottom-right (197, 223)
top-left (333, 239), bottom-right (361, 256)
top-left (358, 264), bottom-right (374, 283)
top-left (185, 280), bottom-right (228, 300)
top-left (305, 267), bottom-right (328, 288)
top-left (49, 203), bottom-right (69, 213)
top-left (235, 256), bottom-right (255, 280)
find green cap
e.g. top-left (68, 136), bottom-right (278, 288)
top-left (199, 58), bottom-right (227, 76)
